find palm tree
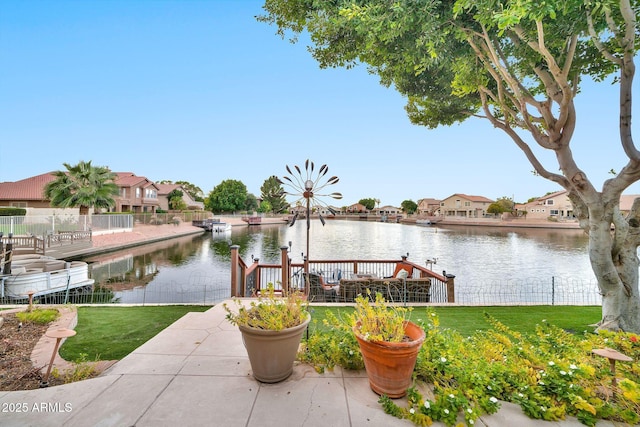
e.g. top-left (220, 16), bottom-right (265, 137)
top-left (43, 161), bottom-right (119, 215)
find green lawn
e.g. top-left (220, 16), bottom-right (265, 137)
top-left (308, 305), bottom-right (602, 337)
top-left (59, 305), bottom-right (210, 361)
top-left (59, 305), bottom-right (601, 362)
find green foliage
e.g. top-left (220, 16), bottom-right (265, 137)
top-left (244, 193), bottom-right (259, 212)
top-left (205, 179), bottom-right (248, 213)
top-left (487, 196), bottom-right (515, 214)
top-left (261, 175), bottom-right (288, 213)
top-left (43, 160), bottom-right (119, 215)
top-left (51, 353), bottom-right (97, 384)
top-left (311, 308), bottom-right (640, 426)
top-left (351, 291), bottom-right (411, 342)
top-left (223, 283), bottom-right (309, 330)
top-left (257, 200), bottom-right (272, 213)
top-left (401, 200), bottom-right (418, 214)
top-left (358, 198), bottom-right (376, 210)
top-left (0, 207), bottom-right (26, 216)
top-left (298, 310), bottom-right (364, 372)
top-left (16, 308), bottom-right (60, 324)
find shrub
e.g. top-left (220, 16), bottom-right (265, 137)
top-left (16, 308), bottom-right (60, 324)
top-left (302, 308), bottom-right (640, 426)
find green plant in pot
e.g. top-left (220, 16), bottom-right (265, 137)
top-left (224, 283), bottom-right (310, 383)
top-left (349, 291), bottom-right (425, 398)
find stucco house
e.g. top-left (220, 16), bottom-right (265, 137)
top-left (156, 183), bottom-right (204, 211)
top-left (373, 205), bottom-right (402, 215)
top-left (520, 190), bottom-right (574, 221)
top-left (0, 171), bottom-right (161, 214)
top-left (346, 203), bottom-right (368, 213)
top-left (439, 194), bottom-right (494, 218)
top-left (416, 198), bottom-right (441, 216)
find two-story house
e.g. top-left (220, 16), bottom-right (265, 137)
top-left (521, 190), bottom-right (574, 220)
top-left (155, 183), bottom-right (204, 211)
top-left (439, 194), bottom-right (494, 218)
top-left (416, 198), bottom-right (441, 216)
top-left (0, 171), bottom-right (161, 214)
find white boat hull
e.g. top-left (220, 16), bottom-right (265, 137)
top-left (211, 223), bottom-right (231, 233)
top-left (1, 256), bottom-right (94, 299)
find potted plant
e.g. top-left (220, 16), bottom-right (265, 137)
top-left (350, 291), bottom-right (425, 398)
top-left (223, 283), bottom-right (310, 383)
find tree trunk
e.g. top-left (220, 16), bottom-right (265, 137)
top-left (589, 214), bottom-right (640, 333)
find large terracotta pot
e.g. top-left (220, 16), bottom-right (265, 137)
top-left (354, 320), bottom-right (425, 398)
top-left (239, 313), bottom-right (311, 383)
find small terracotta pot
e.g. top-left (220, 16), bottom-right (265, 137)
top-left (354, 320), bottom-right (425, 398)
top-left (239, 314), bottom-right (311, 383)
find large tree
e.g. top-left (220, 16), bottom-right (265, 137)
top-left (260, 175), bottom-right (288, 213)
top-left (206, 179), bottom-right (248, 213)
top-left (43, 160), bottom-right (119, 215)
top-left (260, 0), bottom-right (640, 332)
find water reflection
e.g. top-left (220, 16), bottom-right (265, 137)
top-left (82, 221), bottom-right (595, 303)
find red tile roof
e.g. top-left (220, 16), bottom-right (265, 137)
top-left (0, 172), bottom-right (157, 201)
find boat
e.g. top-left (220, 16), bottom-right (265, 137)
top-left (0, 254), bottom-right (95, 300)
top-left (211, 220), bottom-right (232, 233)
top-left (416, 219), bottom-right (432, 226)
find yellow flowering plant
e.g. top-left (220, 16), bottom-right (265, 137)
top-left (350, 290), bottom-right (412, 342)
top-left (223, 283), bottom-right (309, 331)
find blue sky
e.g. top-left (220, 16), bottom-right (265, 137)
top-left (1, 0), bottom-right (638, 207)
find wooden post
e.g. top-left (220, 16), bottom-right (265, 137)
top-left (445, 273), bottom-right (456, 303)
top-left (230, 245), bottom-right (239, 297)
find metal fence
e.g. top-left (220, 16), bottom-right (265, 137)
top-left (454, 276), bottom-right (602, 305)
top-left (0, 212), bottom-right (211, 236)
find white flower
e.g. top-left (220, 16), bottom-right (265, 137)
top-left (548, 361), bottom-right (555, 366)
top-left (569, 364), bottom-right (577, 370)
top-left (540, 406), bottom-right (547, 412)
top-left (431, 312), bottom-right (436, 317)
top-left (349, 350), bottom-right (354, 355)
top-left (444, 409), bottom-right (450, 414)
top-left (560, 370), bottom-right (567, 376)
top-left (518, 393), bottom-right (524, 398)
top-left (489, 397), bottom-right (498, 404)
top-left (449, 394), bottom-right (455, 399)
top-left (409, 408), bottom-right (415, 414)
top-left (424, 401), bottom-right (430, 409)
top-left (469, 420), bottom-right (474, 425)
top-left (487, 385), bottom-right (492, 390)
top-left (441, 357), bottom-right (447, 363)
top-left (539, 381), bottom-right (545, 385)
top-left (467, 408), bottom-right (473, 414)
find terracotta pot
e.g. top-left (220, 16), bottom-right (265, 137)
top-left (354, 320), bottom-right (425, 398)
top-left (239, 313), bottom-right (311, 383)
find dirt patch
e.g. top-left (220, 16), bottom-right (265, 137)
top-left (0, 312), bottom-right (65, 390)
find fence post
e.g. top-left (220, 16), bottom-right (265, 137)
top-left (552, 276), bottom-right (555, 306)
top-left (280, 246), bottom-right (289, 293)
top-left (230, 245), bottom-right (239, 297)
top-left (445, 273), bottom-right (456, 303)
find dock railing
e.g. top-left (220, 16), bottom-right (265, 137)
top-left (230, 245), bottom-right (454, 303)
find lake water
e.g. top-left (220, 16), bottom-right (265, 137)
top-left (83, 220), bottom-right (600, 305)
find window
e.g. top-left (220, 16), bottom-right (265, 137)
top-left (546, 199), bottom-right (555, 205)
top-left (464, 201), bottom-right (470, 207)
top-left (550, 209), bottom-right (559, 215)
top-left (135, 188), bottom-right (141, 198)
top-left (120, 188), bottom-right (127, 198)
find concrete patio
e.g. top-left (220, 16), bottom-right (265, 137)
top-left (0, 303), bottom-right (622, 426)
